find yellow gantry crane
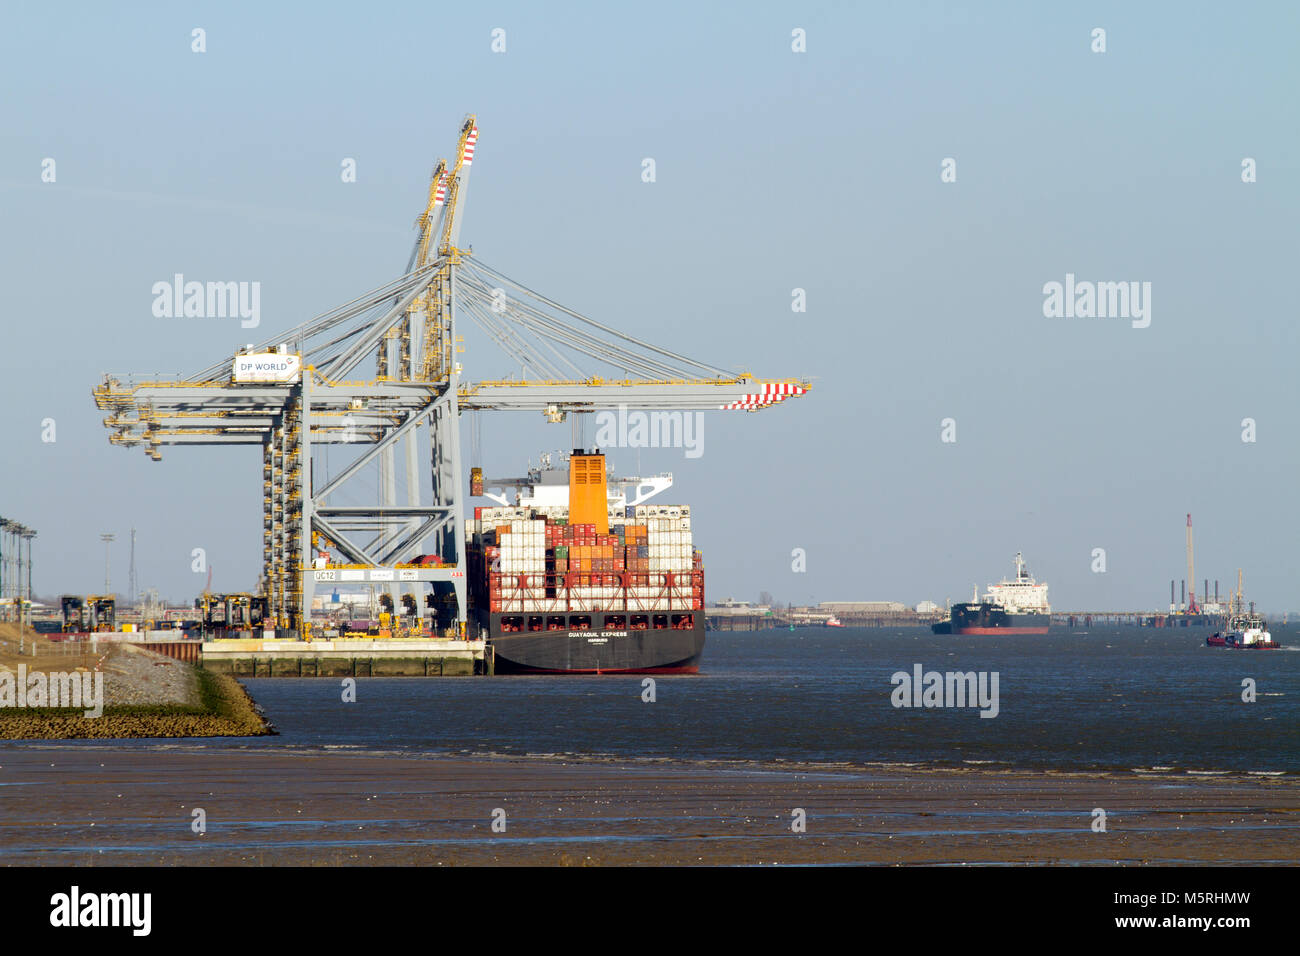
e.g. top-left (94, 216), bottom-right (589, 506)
top-left (94, 116), bottom-right (810, 637)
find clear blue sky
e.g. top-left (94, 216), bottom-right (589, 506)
top-left (2, 1), bottom-right (1298, 611)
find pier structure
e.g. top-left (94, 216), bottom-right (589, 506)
top-left (707, 608), bottom-right (1235, 631)
top-left (1051, 611), bottom-right (1228, 628)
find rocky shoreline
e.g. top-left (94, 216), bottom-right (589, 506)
top-left (0, 627), bottom-right (271, 739)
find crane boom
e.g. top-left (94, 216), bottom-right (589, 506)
top-left (439, 115), bottom-right (478, 256)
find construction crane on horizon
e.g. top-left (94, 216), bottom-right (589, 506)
top-left (93, 115), bottom-right (811, 636)
top-left (1185, 513), bottom-right (1199, 615)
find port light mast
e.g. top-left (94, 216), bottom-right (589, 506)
top-left (93, 116), bottom-right (810, 638)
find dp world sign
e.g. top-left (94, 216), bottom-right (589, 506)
top-left (232, 353), bottom-right (302, 384)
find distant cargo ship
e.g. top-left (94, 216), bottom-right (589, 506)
top-left (932, 553), bottom-right (1051, 635)
top-left (466, 450), bottom-right (704, 674)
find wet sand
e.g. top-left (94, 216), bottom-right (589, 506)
top-left (0, 747), bottom-right (1294, 865)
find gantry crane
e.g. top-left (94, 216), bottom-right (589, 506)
top-left (94, 116), bottom-right (809, 638)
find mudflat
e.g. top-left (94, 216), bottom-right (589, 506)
top-left (0, 747), bottom-right (1293, 865)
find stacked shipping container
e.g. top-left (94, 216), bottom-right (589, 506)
top-left (467, 504), bottom-right (704, 619)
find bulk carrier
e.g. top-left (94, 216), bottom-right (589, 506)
top-left (466, 450), bottom-right (704, 673)
top-left (932, 553), bottom-right (1051, 635)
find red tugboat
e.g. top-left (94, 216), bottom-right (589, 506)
top-left (1207, 571), bottom-right (1281, 649)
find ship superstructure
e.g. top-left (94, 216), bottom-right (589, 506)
top-left (984, 552), bottom-right (1051, 615)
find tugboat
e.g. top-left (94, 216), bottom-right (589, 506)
top-left (1207, 571), bottom-right (1280, 649)
top-left (825, 615), bottom-right (844, 628)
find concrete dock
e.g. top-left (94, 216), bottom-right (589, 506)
top-left (199, 638), bottom-right (490, 676)
top-left (40, 632), bottom-right (491, 675)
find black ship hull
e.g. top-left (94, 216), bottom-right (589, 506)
top-left (932, 602), bottom-right (1050, 635)
top-left (483, 611), bottom-right (705, 674)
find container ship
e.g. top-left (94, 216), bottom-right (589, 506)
top-left (466, 450), bottom-right (704, 673)
top-left (932, 552), bottom-right (1051, 635)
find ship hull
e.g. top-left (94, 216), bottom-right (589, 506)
top-left (1209, 635), bottom-right (1281, 649)
top-left (934, 603), bottom-right (1050, 635)
top-left (485, 611), bottom-right (705, 674)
